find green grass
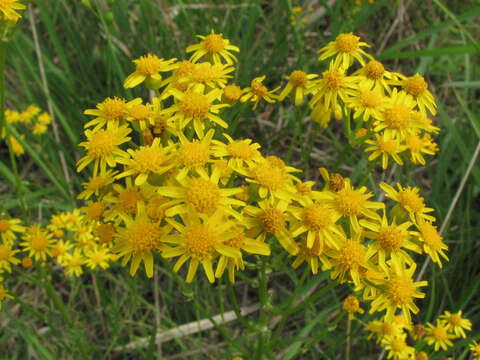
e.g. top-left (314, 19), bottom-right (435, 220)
top-left (1, 0), bottom-right (480, 358)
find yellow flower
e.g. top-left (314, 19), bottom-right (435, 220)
top-left (439, 310), bottom-right (472, 338)
top-left (37, 112), bottom-right (52, 125)
top-left (84, 245), bottom-right (113, 270)
top-left (77, 122), bottom-right (131, 176)
top-left (115, 202), bottom-right (170, 278)
top-left (0, 0), bottom-right (25, 23)
top-left (342, 295), bottom-right (364, 319)
top-left (366, 320), bottom-right (404, 342)
top-left (319, 168), bottom-right (345, 192)
top-left (399, 73), bottom-right (436, 115)
top-left (116, 137), bottom-right (174, 186)
top-left (103, 178), bottom-right (151, 221)
top-left (380, 182), bottom-right (435, 223)
top-left (77, 169), bottom-right (117, 200)
top-left (212, 134), bottom-right (262, 174)
top-left (243, 198), bottom-right (299, 255)
top-left (424, 320), bottom-right (455, 351)
top-left (381, 334), bottom-right (415, 360)
top-left (345, 83), bottom-right (385, 122)
top-left (20, 225), bottom-right (55, 261)
top-left (364, 132), bottom-right (406, 169)
top-left (187, 62), bottom-right (235, 89)
top-left (162, 86), bottom-right (228, 138)
top-left (123, 54), bottom-right (178, 89)
top-left (51, 240), bottom-right (73, 263)
top-left (405, 133), bottom-right (438, 165)
top-left (470, 340), bottom-right (480, 359)
top-left (317, 32), bottom-right (372, 68)
top-left (0, 216), bottom-right (25, 244)
top-left (8, 135), bottom-right (24, 156)
top-left (0, 285), bottom-right (13, 310)
top-left (157, 167), bottom-right (245, 218)
top-left (278, 70), bottom-right (318, 106)
top-left (362, 214), bottom-right (420, 272)
top-left (240, 76), bottom-right (279, 110)
top-left (84, 97), bottom-right (136, 129)
top-left (369, 263), bottom-right (427, 323)
top-left (0, 243), bottom-right (20, 272)
top-left (353, 60), bottom-right (398, 94)
top-left (215, 228), bottom-right (270, 283)
top-left (412, 220), bottom-right (448, 268)
top-left (222, 84), bottom-right (243, 104)
top-left (32, 123), bottom-right (48, 135)
top-left (186, 30), bottom-right (240, 65)
top-left (291, 236), bottom-right (330, 274)
top-left (309, 62), bottom-right (359, 112)
top-left (59, 248), bottom-right (85, 277)
top-left (162, 210), bottom-right (241, 283)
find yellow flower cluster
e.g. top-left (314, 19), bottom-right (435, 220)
top-left (0, 209), bottom-right (116, 308)
top-left (2, 105), bottom-right (52, 156)
top-left (70, 31), bottom-right (448, 330)
top-left (0, 0), bottom-right (25, 24)
top-left (277, 33), bottom-right (440, 169)
top-left (366, 310), bottom-right (474, 359)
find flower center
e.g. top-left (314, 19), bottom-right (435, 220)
top-left (343, 295), bottom-right (361, 313)
top-left (384, 105), bottom-right (411, 129)
top-left (398, 189), bottom-right (424, 213)
top-left (289, 70), bottom-right (308, 87)
top-left (135, 54), bottom-right (164, 75)
top-left (0, 219), bottom-right (10, 232)
top-left (128, 104), bottom-right (149, 120)
top-left (146, 196), bottom-right (167, 221)
top-left (260, 208), bottom-right (285, 234)
top-left (361, 90), bottom-right (382, 108)
top-left (335, 188), bottom-right (365, 216)
top-left (405, 135), bottom-right (423, 152)
top-left (296, 182), bottom-right (312, 195)
top-left (118, 189), bottom-right (143, 214)
top-left (179, 141), bottom-right (210, 168)
top-left (180, 92), bottom-right (211, 118)
top-left (85, 201), bottom-right (105, 220)
top-left (404, 75), bottom-right (428, 97)
top-left (223, 85), bottom-right (243, 102)
top-left (253, 162), bottom-right (287, 192)
top-left (184, 224), bottom-right (216, 259)
top-left (431, 327), bottom-right (448, 340)
top-left (225, 234), bottom-right (245, 249)
top-left (87, 176), bottom-right (108, 192)
top-left (227, 141), bottom-right (255, 159)
top-left (302, 204), bottom-right (333, 231)
top-left (391, 338), bottom-right (406, 352)
top-left (131, 146), bottom-right (167, 173)
top-left (86, 130), bottom-right (117, 158)
top-left (204, 33), bottom-right (225, 53)
top-left (324, 69), bottom-right (344, 90)
top-left (335, 33), bottom-right (359, 53)
top-left (449, 314), bottom-right (461, 326)
top-left (129, 220), bottom-right (162, 253)
top-left (378, 138), bottom-right (399, 154)
top-left (185, 179), bottom-right (220, 214)
top-left (95, 223), bottom-right (115, 244)
top-left (386, 275), bottom-right (415, 305)
top-left (338, 240), bottom-right (365, 269)
top-left (364, 61), bottom-right (385, 80)
top-left (31, 234), bottom-right (48, 251)
top-left (100, 97), bottom-right (127, 121)
top-left (378, 226), bottom-right (404, 251)
top-left (251, 79), bottom-right (268, 97)
top-left (419, 223), bottom-right (443, 250)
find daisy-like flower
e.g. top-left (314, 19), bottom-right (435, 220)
top-left (342, 295), bottom-right (364, 319)
top-left (222, 84), bottom-right (243, 104)
top-left (470, 340), bottom-right (480, 359)
top-left (291, 236), bottom-right (330, 274)
top-left (20, 225), bottom-right (55, 261)
top-left (59, 249), bottom-right (85, 277)
top-left (187, 62), bottom-right (235, 89)
top-left (398, 74), bottom-right (437, 115)
top-left (240, 76), bottom-right (279, 110)
top-left (345, 83), bottom-right (386, 121)
top-left (115, 202), bottom-right (170, 278)
top-left (0, 216), bottom-right (25, 244)
top-left (123, 54), bottom-right (178, 89)
top-left (116, 138), bottom-right (174, 186)
top-left (381, 334), bottom-right (415, 360)
top-left (364, 132), bottom-right (406, 169)
top-left (186, 30), bottom-right (240, 65)
top-left (353, 60), bottom-right (398, 93)
top-left (156, 167), bottom-right (244, 218)
top-left (424, 320), bottom-right (455, 351)
top-left (77, 170), bottom-right (117, 200)
top-left (162, 210), bottom-right (241, 283)
top-left (125, 100), bottom-right (154, 131)
top-left (82, 200), bottom-right (107, 223)
top-left (103, 178), bottom-right (152, 220)
top-left (379, 182), bottom-right (435, 223)
top-left (369, 263), bottom-right (428, 323)
top-left (278, 70), bottom-right (318, 106)
top-left (247, 156), bottom-right (300, 201)
top-left (405, 133), bottom-right (438, 165)
top-left (161, 86), bottom-right (228, 138)
top-left (77, 123), bottom-right (131, 176)
top-left (366, 320), bottom-right (404, 343)
top-left (309, 63), bottom-right (359, 112)
top-left (212, 134), bottom-right (262, 174)
top-left (327, 178), bottom-right (383, 232)
top-left (84, 97), bottom-right (137, 130)
top-left (412, 220), bottom-right (448, 268)
top-left (215, 227), bottom-right (270, 283)
top-left (51, 240), bottom-right (74, 263)
top-left (243, 198), bottom-right (299, 255)
top-left (374, 89), bottom-right (417, 140)
top-left (317, 32), bottom-right (372, 68)
top-left (84, 245), bottom-right (113, 270)
top-left (439, 310), bottom-right (472, 338)
top-left (0, 0), bottom-right (25, 23)
top-left (95, 223), bottom-right (116, 245)
top-left (361, 215), bottom-right (420, 272)
top-left (290, 194), bottom-right (343, 250)
top-left (0, 243), bottom-right (20, 272)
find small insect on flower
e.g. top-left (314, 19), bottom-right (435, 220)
top-left (317, 32), bottom-right (372, 69)
top-left (186, 30), bottom-right (240, 65)
top-left (123, 54), bottom-right (178, 89)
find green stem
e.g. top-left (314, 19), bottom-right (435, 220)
top-left (285, 0), bottom-right (304, 68)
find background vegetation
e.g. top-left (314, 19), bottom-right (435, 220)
top-left (1, 0), bottom-right (479, 358)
